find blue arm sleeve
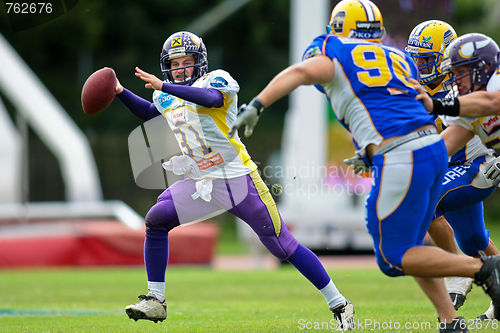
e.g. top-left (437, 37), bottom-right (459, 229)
top-left (116, 88), bottom-right (159, 121)
top-left (161, 83), bottom-right (223, 108)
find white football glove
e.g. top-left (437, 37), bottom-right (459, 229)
top-left (484, 156), bottom-right (500, 185)
top-left (228, 98), bottom-right (264, 138)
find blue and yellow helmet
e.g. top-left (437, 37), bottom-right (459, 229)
top-left (406, 20), bottom-right (457, 85)
top-left (327, 0), bottom-right (384, 42)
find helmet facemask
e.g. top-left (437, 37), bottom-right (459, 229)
top-left (442, 60), bottom-right (491, 95)
top-left (409, 52), bottom-right (442, 85)
top-left (160, 54), bottom-right (206, 85)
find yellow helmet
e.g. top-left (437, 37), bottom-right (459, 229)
top-left (328, 0), bottom-right (384, 42)
top-left (405, 20), bottom-right (457, 85)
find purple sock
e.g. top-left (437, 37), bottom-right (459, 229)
top-left (288, 244), bottom-right (331, 290)
top-left (144, 228), bottom-right (169, 282)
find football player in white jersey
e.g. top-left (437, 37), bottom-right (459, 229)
top-left (114, 31), bottom-right (354, 329)
top-left (231, 0), bottom-right (500, 330)
top-left (416, 32), bottom-right (500, 320)
top-left (406, 22), bottom-right (500, 311)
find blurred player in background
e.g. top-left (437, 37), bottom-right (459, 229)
top-left (230, 0), bottom-right (500, 331)
top-left (114, 30), bottom-right (354, 329)
top-left (406, 21), bottom-right (499, 312)
top-left (416, 32), bottom-right (500, 321)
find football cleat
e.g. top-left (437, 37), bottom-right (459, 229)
top-left (438, 317), bottom-right (468, 333)
top-left (474, 255), bottom-right (500, 319)
top-left (330, 299), bottom-right (355, 331)
top-left (445, 277), bottom-right (473, 310)
top-left (477, 301), bottom-right (495, 321)
top-left (125, 294), bottom-right (167, 323)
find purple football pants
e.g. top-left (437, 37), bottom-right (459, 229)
top-left (145, 170), bottom-right (299, 260)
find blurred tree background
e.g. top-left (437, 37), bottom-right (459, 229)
top-left (1, 0), bottom-right (500, 220)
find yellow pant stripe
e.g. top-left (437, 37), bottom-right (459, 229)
top-left (249, 171), bottom-right (281, 236)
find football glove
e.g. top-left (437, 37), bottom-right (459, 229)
top-left (484, 156), bottom-right (500, 185)
top-left (228, 97), bottom-right (264, 138)
top-left (344, 156), bottom-right (371, 175)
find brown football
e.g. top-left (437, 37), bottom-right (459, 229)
top-left (81, 67), bottom-right (117, 114)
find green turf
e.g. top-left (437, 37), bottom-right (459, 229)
top-left (0, 266), bottom-right (498, 332)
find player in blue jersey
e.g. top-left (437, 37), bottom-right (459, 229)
top-left (230, 0), bottom-right (500, 330)
top-left (406, 21), bottom-right (499, 311)
top-left (114, 30), bottom-right (354, 329)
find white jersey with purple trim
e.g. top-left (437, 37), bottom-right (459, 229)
top-left (443, 69), bottom-right (500, 150)
top-left (152, 69), bottom-right (257, 179)
top-left (429, 86), bottom-right (491, 163)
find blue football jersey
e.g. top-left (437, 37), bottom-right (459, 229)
top-left (303, 34), bottom-right (434, 149)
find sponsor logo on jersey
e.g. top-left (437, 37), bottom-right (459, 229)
top-left (481, 115), bottom-right (500, 134)
top-left (442, 164), bottom-right (471, 185)
top-left (303, 46), bottom-right (322, 60)
top-left (159, 93), bottom-right (174, 108)
top-left (210, 77), bottom-right (228, 88)
top-left (197, 153), bottom-right (224, 170)
top-left (172, 107), bottom-right (186, 125)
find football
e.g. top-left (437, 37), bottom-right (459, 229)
top-left (81, 67), bottom-right (117, 114)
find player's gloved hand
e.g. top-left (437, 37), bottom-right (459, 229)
top-left (484, 156), bottom-right (500, 184)
top-left (228, 97), bottom-right (264, 138)
top-left (344, 156), bottom-right (371, 175)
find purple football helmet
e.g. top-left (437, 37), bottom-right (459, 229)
top-left (160, 31), bottom-right (208, 85)
top-left (440, 33), bottom-right (500, 94)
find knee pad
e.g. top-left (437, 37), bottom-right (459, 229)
top-left (375, 251), bottom-right (405, 277)
top-left (456, 231), bottom-right (489, 257)
top-left (145, 190), bottom-right (180, 233)
top-left (257, 225), bottom-right (299, 261)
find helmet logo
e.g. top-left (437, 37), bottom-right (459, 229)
top-left (443, 30), bottom-right (455, 47)
top-left (333, 11), bottom-right (345, 33)
top-left (407, 35), bottom-right (433, 49)
top-left (171, 37), bottom-right (182, 47)
top-left (356, 21), bottom-right (381, 30)
top-left (458, 40), bottom-right (489, 59)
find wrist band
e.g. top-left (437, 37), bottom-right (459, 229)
top-left (432, 97), bottom-right (460, 116)
top-left (249, 97), bottom-right (265, 115)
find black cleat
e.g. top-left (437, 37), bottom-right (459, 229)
top-left (449, 293), bottom-right (467, 311)
top-left (476, 301), bottom-right (495, 321)
top-left (474, 256), bottom-right (500, 320)
top-left (438, 317), bottom-right (468, 333)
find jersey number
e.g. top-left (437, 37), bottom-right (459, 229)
top-left (173, 125), bottom-right (213, 158)
top-left (351, 45), bottom-right (412, 88)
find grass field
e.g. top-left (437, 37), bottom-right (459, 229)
top-left (0, 266), bottom-right (498, 332)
